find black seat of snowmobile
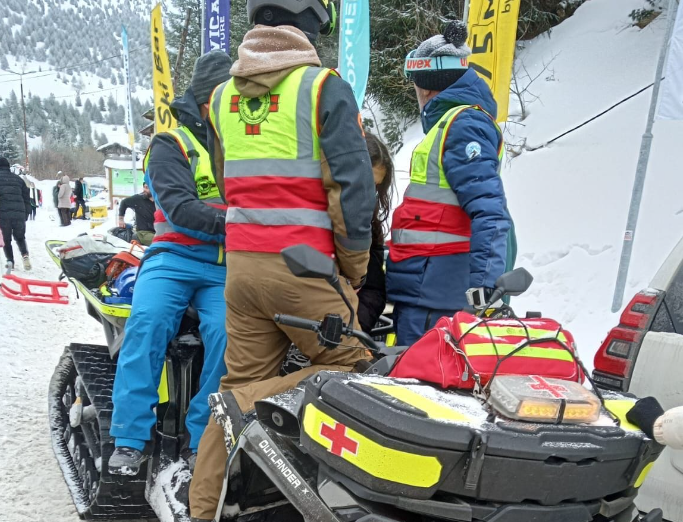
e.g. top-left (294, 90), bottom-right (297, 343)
top-left (185, 305), bottom-right (200, 323)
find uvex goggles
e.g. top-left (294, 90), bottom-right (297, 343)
top-left (403, 50), bottom-right (469, 80)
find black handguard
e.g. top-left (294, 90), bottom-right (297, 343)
top-left (626, 396), bottom-right (665, 440)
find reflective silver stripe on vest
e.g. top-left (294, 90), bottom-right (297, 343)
top-left (211, 82), bottom-right (228, 151)
top-left (405, 183), bottom-right (460, 205)
top-left (296, 67), bottom-right (323, 160)
top-left (391, 229), bottom-right (469, 245)
top-left (225, 159), bottom-right (322, 178)
top-left (227, 207), bottom-right (332, 230)
top-left (154, 221), bottom-right (175, 235)
top-left (172, 128), bottom-right (199, 176)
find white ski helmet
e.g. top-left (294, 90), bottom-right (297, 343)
top-left (246, 0), bottom-right (336, 36)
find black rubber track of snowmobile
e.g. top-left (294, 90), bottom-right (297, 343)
top-left (49, 343), bottom-right (156, 520)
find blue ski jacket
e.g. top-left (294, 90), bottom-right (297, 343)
top-left (387, 69), bottom-right (514, 311)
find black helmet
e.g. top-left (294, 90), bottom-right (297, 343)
top-left (247, 0), bottom-right (336, 36)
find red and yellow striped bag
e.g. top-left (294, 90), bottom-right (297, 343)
top-left (390, 312), bottom-right (584, 390)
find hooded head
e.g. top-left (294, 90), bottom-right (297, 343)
top-left (190, 50), bottom-right (233, 106)
top-left (0, 157), bottom-right (9, 169)
top-left (247, 0), bottom-right (336, 43)
top-left (61, 174), bottom-right (70, 184)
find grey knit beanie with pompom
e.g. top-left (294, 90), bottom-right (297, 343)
top-left (412, 21), bottom-right (471, 91)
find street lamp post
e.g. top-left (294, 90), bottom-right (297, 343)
top-left (1, 67), bottom-right (32, 170)
top-left (19, 76), bottom-right (29, 170)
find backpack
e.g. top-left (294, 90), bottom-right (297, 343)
top-left (108, 226), bottom-right (135, 243)
top-left (58, 234), bottom-right (139, 289)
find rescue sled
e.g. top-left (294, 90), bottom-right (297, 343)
top-left (0, 273), bottom-right (69, 304)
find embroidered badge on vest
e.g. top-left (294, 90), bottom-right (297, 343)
top-left (230, 93), bottom-right (280, 135)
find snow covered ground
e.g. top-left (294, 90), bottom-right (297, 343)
top-left (0, 210), bottom-right (106, 522)
top-left (1, 0), bottom-right (683, 519)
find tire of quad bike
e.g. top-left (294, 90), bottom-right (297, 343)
top-left (48, 344), bottom-right (156, 520)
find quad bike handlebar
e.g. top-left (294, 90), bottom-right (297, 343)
top-left (274, 313), bottom-right (382, 355)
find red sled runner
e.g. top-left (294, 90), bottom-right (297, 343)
top-left (0, 274), bottom-right (69, 305)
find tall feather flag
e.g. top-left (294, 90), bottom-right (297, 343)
top-left (338, 0), bottom-right (370, 109)
top-left (203, 0), bottom-right (231, 54)
top-left (121, 25), bottom-right (135, 148)
top-left (151, 3), bottom-right (177, 134)
top-left (467, 0), bottom-right (520, 122)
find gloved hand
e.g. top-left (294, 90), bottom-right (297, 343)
top-left (654, 406), bottom-right (683, 450)
top-left (626, 397), bottom-right (665, 441)
top-left (465, 287), bottom-right (495, 309)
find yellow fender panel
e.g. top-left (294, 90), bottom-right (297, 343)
top-left (363, 383), bottom-right (472, 423)
top-left (604, 399), bottom-right (657, 488)
top-left (604, 399), bottom-right (640, 432)
top-left (302, 403), bottom-right (442, 488)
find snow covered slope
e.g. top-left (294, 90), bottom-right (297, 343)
top-left (0, 0), bottom-right (154, 146)
top-left (394, 0), bottom-right (683, 366)
top-left (504, 0), bottom-right (683, 364)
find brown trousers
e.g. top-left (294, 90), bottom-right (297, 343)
top-left (58, 207), bottom-right (71, 226)
top-left (190, 251), bottom-right (369, 520)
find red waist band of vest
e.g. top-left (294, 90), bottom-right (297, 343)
top-left (224, 176), bottom-right (328, 210)
top-left (389, 197), bottom-right (471, 262)
top-left (152, 203), bottom-right (227, 247)
top-left (225, 223), bottom-right (335, 256)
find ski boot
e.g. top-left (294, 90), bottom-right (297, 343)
top-left (108, 446), bottom-right (152, 476)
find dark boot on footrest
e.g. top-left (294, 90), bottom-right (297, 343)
top-left (108, 445), bottom-right (152, 476)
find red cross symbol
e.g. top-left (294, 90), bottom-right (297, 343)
top-left (320, 421), bottom-right (359, 457)
top-left (230, 94), bottom-right (280, 136)
top-left (528, 375), bottom-right (568, 399)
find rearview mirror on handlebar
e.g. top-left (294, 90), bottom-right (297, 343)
top-left (281, 245), bottom-right (337, 283)
top-left (493, 268), bottom-right (534, 297)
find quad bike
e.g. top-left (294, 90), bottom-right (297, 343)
top-left (202, 245), bottom-right (667, 522)
top-left (46, 237), bottom-right (666, 522)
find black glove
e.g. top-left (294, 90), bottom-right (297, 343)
top-left (626, 396), bottom-right (665, 440)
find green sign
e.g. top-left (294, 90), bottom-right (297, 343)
top-left (111, 168), bottom-right (145, 197)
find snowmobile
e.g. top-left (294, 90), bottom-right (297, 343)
top-left (45, 238), bottom-right (393, 521)
top-left (46, 238), bottom-right (206, 520)
top-left (203, 245), bottom-right (667, 522)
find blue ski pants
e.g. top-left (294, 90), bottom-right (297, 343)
top-left (393, 303), bottom-right (457, 347)
top-left (111, 251), bottom-right (227, 452)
